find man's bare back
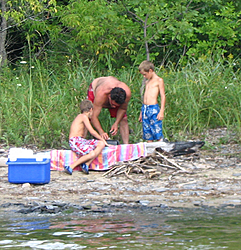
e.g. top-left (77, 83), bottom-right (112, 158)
top-left (91, 76), bottom-right (131, 108)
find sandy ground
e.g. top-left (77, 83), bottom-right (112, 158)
top-left (0, 128), bottom-right (241, 212)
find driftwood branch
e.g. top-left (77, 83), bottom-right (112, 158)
top-left (154, 150), bottom-right (187, 171)
top-left (103, 149), bottom-right (191, 181)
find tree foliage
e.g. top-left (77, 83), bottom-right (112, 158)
top-left (1, 0), bottom-right (240, 68)
top-left (119, 0), bottom-right (241, 65)
top-left (53, 0), bottom-right (241, 67)
top-left (56, 0), bottom-right (136, 66)
top-left (0, 0), bottom-right (56, 66)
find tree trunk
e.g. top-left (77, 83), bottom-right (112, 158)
top-left (144, 14), bottom-right (150, 61)
top-left (0, 0), bottom-right (7, 67)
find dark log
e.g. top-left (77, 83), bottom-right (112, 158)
top-left (145, 141), bottom-right (205, 156)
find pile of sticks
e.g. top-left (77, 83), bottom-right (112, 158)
top-left (103, 149), bottom-right (190, 182)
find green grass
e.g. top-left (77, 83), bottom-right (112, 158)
top-left (0, 55), bottom-right (240, 149)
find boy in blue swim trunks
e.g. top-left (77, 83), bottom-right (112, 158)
top-left (138, 60), bottom-right (166, 142)
top-left (65, 99), bottom-right (108, 175)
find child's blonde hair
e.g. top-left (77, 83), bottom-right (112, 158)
top-left (80, 99), bottom-right (93, 113)
top-left (139, 60), bottom-right (155, 72)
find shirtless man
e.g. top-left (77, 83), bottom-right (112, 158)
top-left (138, 60), bottom-right (166, 142)
top-left (87, 76), bottom-right (131, 144)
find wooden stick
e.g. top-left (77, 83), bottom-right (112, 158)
top-left (102, 165), bottom-right (126, 176)
top-left (155, 150), bottom-right (187, 171)
top-left (124, 170), bottom-right (139, 182)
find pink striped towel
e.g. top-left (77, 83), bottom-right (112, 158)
top-left (50, 143), bottom-right (146, 171)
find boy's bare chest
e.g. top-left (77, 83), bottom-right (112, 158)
top-left (145, 81), bottom-right (158, 91)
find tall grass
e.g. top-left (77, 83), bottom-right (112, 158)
top-left (0, 55), bottom-right (240, 149)
top-left (163, 56), bottom-right (241, 140)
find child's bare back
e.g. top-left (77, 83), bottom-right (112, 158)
top-left (69, 114), bottom-right (88, 139)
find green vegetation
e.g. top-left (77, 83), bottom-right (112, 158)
top-left (0, 0), bottom-right (240, 148)
top-left (1, 1), bottom-right (240, 68)
top-left (0, 55), bottom-right (240, 149)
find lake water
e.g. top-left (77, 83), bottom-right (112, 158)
top-left (1, 206), bottom-right (241, 249)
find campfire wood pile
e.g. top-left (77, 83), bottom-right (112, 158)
top-left (103, 150), bottom-right (192, 181)
top-left (103, 141), bottom-right (205, 181)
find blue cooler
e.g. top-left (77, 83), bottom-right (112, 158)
top-left (7, 158), bottom-right (50, 184)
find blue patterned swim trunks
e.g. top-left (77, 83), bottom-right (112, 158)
top-left (141, 104), bottom-right (163, 141)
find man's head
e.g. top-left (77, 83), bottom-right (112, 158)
top-left (110, 87), bottom-right (126, 105)
top-left (80, 99), bottom-right (93, 113)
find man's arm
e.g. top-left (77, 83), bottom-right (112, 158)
top-left (82, 115), bottom-right (108, 146)
top-left (91, 104), bottom-right (108, 137)
top-left (82, 115), bottom-right (102, 140)
top-left (110, 89), bottom-right (131, 135)
top-left (91, 89), bottom-right (111, 140)
top-left (109, 108), bottom-right (126, 136)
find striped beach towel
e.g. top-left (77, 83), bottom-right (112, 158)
top-left (50, 143), bottom-right (146, 171)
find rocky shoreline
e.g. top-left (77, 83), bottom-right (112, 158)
top-left (0, 128), bottom-right (241, 215)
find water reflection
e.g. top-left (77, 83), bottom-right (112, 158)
top-left (8, 217), bottom-right (50, 231)
top-left (0, 208), bottom-right (241, 249)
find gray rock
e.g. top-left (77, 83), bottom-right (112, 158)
top-left (155, 188), bottom-right (169, 192)
top-left (138, 200), bottom-right (150, 206)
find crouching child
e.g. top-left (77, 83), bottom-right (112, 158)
top-left (65, 99), bottom-right (108, 175)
